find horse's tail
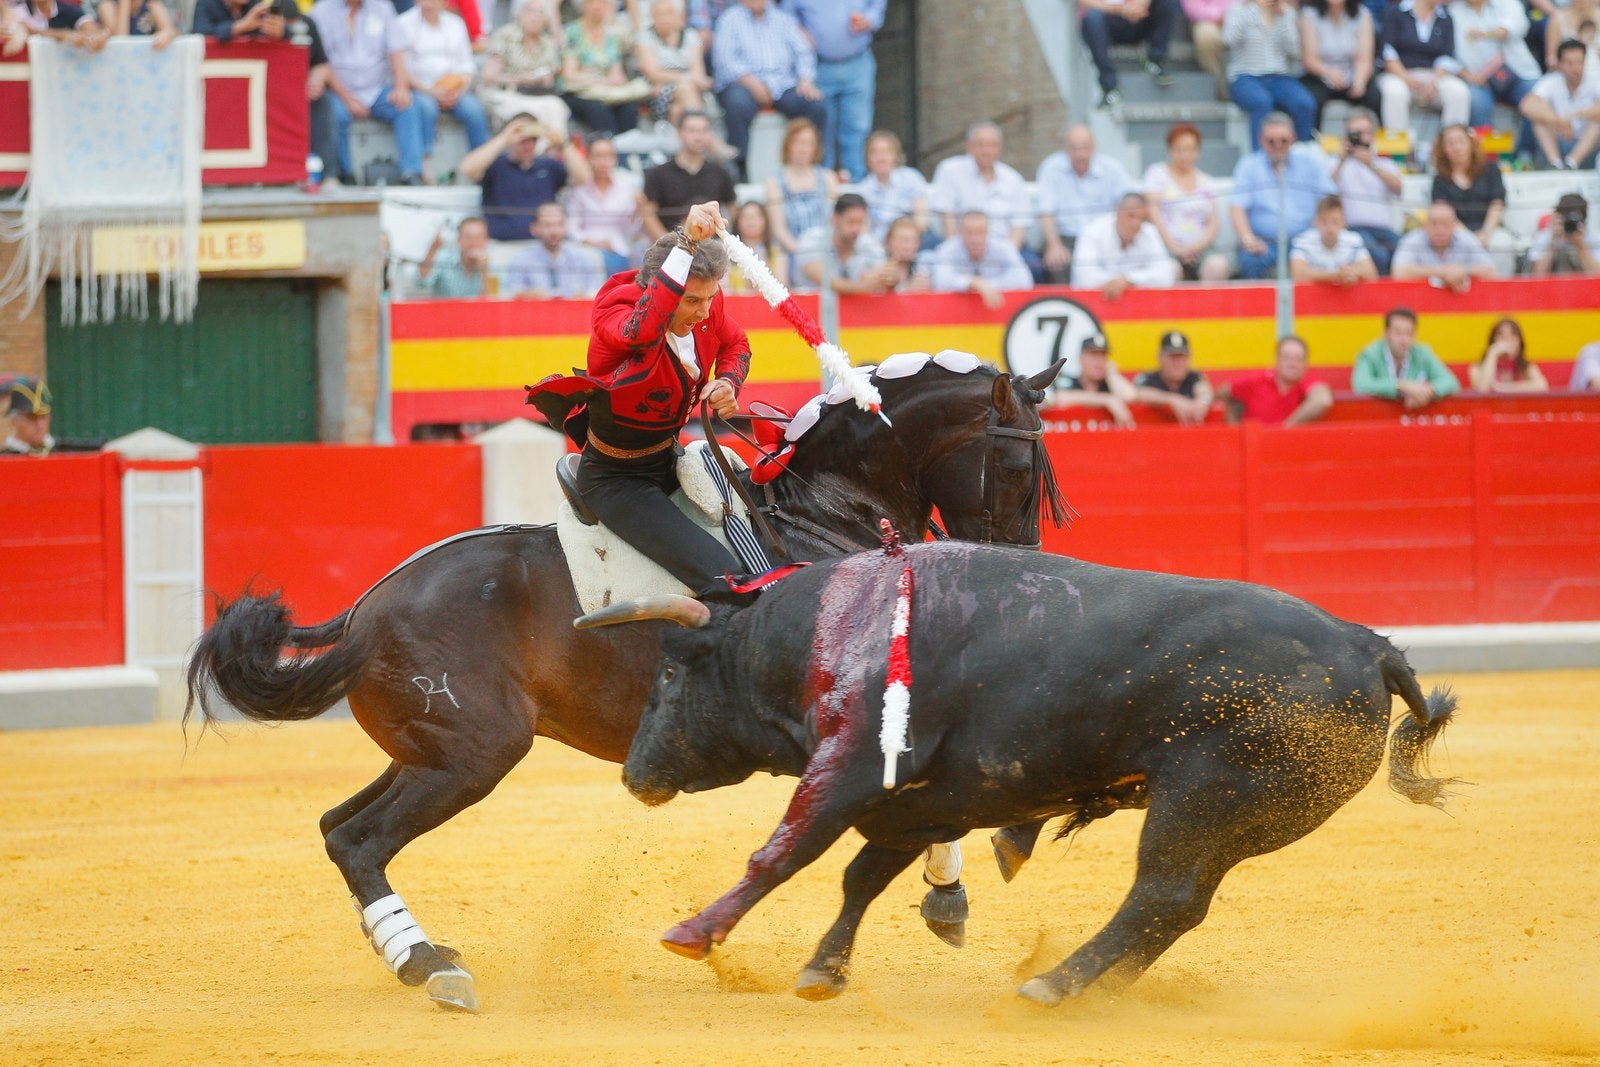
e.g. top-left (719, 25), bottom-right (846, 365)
top-left (184, 591), bottom-right (365, 733)
top-left (1381, 648), bottom-right (1459, 807)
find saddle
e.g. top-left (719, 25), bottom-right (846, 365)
top-left (555, 442), bottom-right (760, 615)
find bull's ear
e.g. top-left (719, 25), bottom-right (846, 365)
top-left (991, 373), bottom-right (1020, 423)
top-left (1024, 357), bottom-right (1068, 393)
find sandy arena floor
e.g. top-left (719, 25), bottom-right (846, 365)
top-left (3, 670), bottom-right (1598, 1066)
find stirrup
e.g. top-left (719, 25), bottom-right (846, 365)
top-left (555, 453), bottom-right (598, 525)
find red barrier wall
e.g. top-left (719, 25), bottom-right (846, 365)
top-left (1043, 413), bottom-right (1600, 626)
top-left (202, 444), bottom-right (483, 623)
top-left (0, 453), bottom-right (124, 669)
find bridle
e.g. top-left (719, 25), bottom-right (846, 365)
top-left (976, 402), bottom-right (1047, 549)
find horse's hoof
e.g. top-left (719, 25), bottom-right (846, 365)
top-left (435, 944), bottom-right (463, 965)
top-left (660, 923), bottom-right (712, 961)
top-left (992, 829), bottom-right (1029, 884)
top-left (1017, 976), bottom-right (1065, 1006)
top-left (924, 919), bottom-right (966, 948)
top-left (794, 964), bottom-right (847, 1001)
top-left (426, 965), bottom-right (479, 1013)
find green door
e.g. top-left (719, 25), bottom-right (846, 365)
top-left (45, 278), bottom-right (318, 444)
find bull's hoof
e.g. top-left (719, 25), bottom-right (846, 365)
top-left (1017, 976), bottom-right (1065, 1006)
top-left (920, 882), bottom-right (968, 947)
top-left (991, 828), bottom-right (1030, 884)
top-left (426, 965), bottom-right (480, 1013)
top-left (660, 923), bottom-right (713, 961)
top-left (794, 963), bottom-right (848, 1001)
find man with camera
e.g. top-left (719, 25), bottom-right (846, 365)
top-left (1527, 193), bottom-right (1600, 276)
top-left (1327, 109), bottom-right (1402, 274)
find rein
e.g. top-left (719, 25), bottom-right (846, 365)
top-left (980, 405), bottom-right (1047, 550)
top-left (699, 403), bottom-right (791, 562)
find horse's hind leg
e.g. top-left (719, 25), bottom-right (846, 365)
top-left (324, 698), bottom-right (534, 1012)
top-left (320, 761), bottom-right (400, 838)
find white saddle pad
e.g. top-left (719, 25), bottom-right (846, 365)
top-left (558, 441), bottom-right (755, 614)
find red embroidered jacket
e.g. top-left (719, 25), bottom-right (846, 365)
top-left (526, 250), bottom-right (752, 452)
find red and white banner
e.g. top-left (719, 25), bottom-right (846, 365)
top-left (0, 38), bottom-right (308, 187)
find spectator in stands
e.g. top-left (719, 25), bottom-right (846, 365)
top-left (415, 215), bottom-right (493, 297)
top-left (1571, 338), bottom-right (1600, 389)
top-left (1544, 0), bottom-right (1600, 72)
top-left (561, 0), bottom-right (647, 136)
top-left (928, 121), bottom-right (1030, 251)
top-left (1378, 0), bottom-right (1472, 137)
top-left (1134, 331), bottom-right (1215, 424)
top-left (1184, 0), bottom-right (1237, 101)
top-left (1225, 0), bottom-right (1319, 148)
top-left (765, 118), bottom-right (839, 261)
top-left (1431, 124), bottom-right (1515, 271)
top-left (1451, 0), bottom-right (1541, 128)
top-left (3, 377), bottom-right (55, 456)
top-left (641, 109), bottom-right (737, 237)
top-left (686, 0), bottom-right (732, 52)
top-left (1352, 306), bottom-right (1463, 408)
top-left (1392, 201), bottom-right (1498, 289)
top-left (858, 130), bottom-right (928, 244)
top-left (506, 202), bottom-right (607, 298)
top-left (1037, 124), bottom-right (1134, 283)
top-left (784, 0), bottom-right (883, 180)
top-left (196, 0), bottom-right (340, 182)
top-left (12, 0), bottom-right (106, 49)
top-left (1143, 123), bottom-right (1231, 281)
top-left (1219, 335), bottom-right (1334, 424)
top-left (565, 136), bottom-right (643, 275)
top-left (1328, 108), bottom-right (1402, 273)
top-left (400, 0), bottom-right (490, 178)
top-left (1526, 191), bottom-right (1600, 273)
top-left (1230, 112), bottom-right (1337, 279)
top-left (478, 0), bottom-right (571, 135)
top-left (1079, 0), bottom-right (1180, 110)
top-left (711, 0), bottom-right (827, 180)
top-left (636, 0), bottom-right (713, 128)
top-left (1291, 194), bottom-right (1379, 283)
top-left (1521, 39), bottom-right (1600, 168)
top-left (881, 214), bottom-right (932, 292)
top-left (1071, 192), bottom-right (1180, 298)
top-left (794, 192), bottom-right (889, 294)
top-left (1, 4), bottom-right (26, 53)
top-left (929, 210), bottom-right (1033, 310)
top-left (723, 199), bottom-right (788, 292)
top-left (461, 113), bottom-right (592, 242)
top-left (98, 0), bottom-right (175, 45)
top-left (311, 0), bottom-right (425, 185)
top-left (1468, 317), bottom-right (1550, 389)
top-left (1298, 0), bottom-right (1382, 130)
top-left (1055, 332), bottom-right (1139, 428)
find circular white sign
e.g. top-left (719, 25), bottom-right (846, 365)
top-left (1001, 296), bottom-right (1104, 389)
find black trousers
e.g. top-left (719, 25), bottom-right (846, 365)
top-left (575, 446), bottom-right (738, 594)
top-left (1300, 74), bottom-right (1385, 132)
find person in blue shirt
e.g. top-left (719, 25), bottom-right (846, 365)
top-left (782, 0), bottom-right (884, 181)
top-left (710, 0), bottom-right (826, 180)
top-left (1227, 111), bottom-right (1335, 279)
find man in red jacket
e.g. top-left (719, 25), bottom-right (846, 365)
top-left (529, 201), bottom-right (753, 596)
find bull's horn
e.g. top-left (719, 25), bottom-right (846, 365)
top-left (573, 595), bottom-right (711, 630)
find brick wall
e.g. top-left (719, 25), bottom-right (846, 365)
top-left (0, 236), bottom-right (47, 377)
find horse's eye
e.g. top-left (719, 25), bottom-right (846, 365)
top-left (662, 663), bottom-right (677, 683)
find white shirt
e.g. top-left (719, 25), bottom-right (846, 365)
top-left (1070, 215), bottom-right (1179, 289)
top-left (1327, 150), bottom-right (1402, 231)
top-left (1449, 0), bottom-right (1540, 81)
top-left (926, 154), bottom-right (1030, 235)
top-left (1530, 70), bottom-right (1600, 135)
top-left (1291, 227), bottom-right (1373, 270)
top-left (666, 328), bottom-right (699, 375)
top-left (397, 7), bottom-right (475, 89)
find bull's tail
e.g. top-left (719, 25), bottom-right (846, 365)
top-left (184, 592), bottom-right (365, 735)
top-left (1381, 650), bottom-right (1459, 808)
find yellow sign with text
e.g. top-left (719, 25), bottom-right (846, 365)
top-left (92, 220), bottom-right (307, 274)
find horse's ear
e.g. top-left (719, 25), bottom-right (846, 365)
top-left (991, 373), bottom-right (1020, 422)
top-left (1024, 357), bottom-right (1068, 393)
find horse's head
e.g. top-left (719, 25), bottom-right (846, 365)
top-left (920, 358), bottom-right (1069, 549)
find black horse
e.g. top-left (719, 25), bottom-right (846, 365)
top-left (185, 358), bottom-right (1066, 1012)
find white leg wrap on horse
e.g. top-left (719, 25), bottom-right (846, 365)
top-left (924, 840), bottom-right (963, 886)
top-left (361, 893), bottom-right (431, 973)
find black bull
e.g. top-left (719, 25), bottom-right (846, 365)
top-left (594, 540), bottom-right (1457, 1003)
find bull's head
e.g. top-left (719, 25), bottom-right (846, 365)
top-left (577, 594), bottom-right (776, 806)
top-left (931, 359), bottom-right (1070, 550)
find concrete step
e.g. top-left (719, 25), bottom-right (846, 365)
top-left (1114, 70), bottom-right (1221, 104)
top-left (1109, 41), bottom-right (1198, 66)
top-left (1118, 100), bottom-right (1234, 124)
top-left (0, 666), bottom-right (159, 730)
